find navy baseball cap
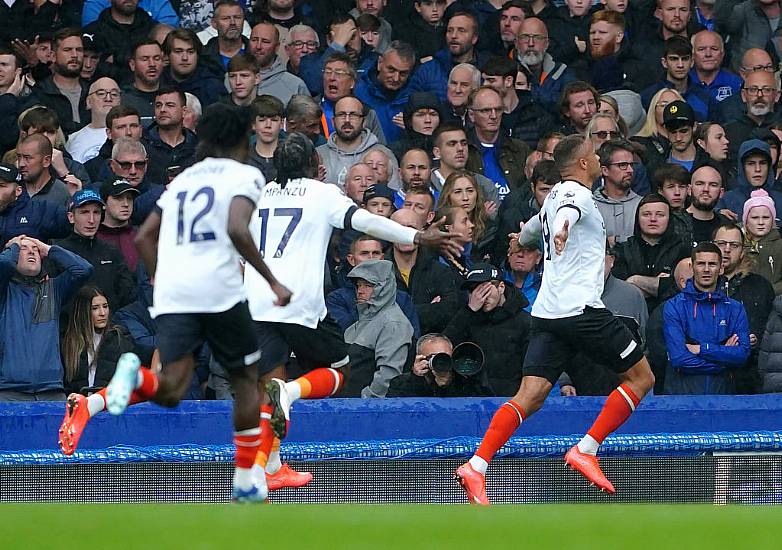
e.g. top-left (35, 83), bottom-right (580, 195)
top-left (0, 163), bottom-right (21, 184)
top-left (462, 262), bottom-right (502, 288)
top-left (100, 178), bottom-right (140, 200)
top-left (662, 100), bottom-right (695, 130)
top-left (363, 184), bottom-right (395, 204)
top-left (70, 189), bottom-right (105, 211)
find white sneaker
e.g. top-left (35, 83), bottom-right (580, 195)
top-left (106, 353), bottom-right (141, 415)
top-left (265, 378), bottom-right (292, 439)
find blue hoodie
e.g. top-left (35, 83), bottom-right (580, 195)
top-left (717, 139), bottom-right (782, 223)
top-left (663, 278), bottom-right (750, 376)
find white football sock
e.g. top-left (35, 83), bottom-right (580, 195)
top-left (468, 455), bottom-right (488, 475)
top-left (266, 448), bottom-right (282, 474)
top-left (577, 434), bottom-right (600, 456)
top-left (285, 380), bottom-right (302, 402)
top-left (87, 394), bottom-right (105, 417)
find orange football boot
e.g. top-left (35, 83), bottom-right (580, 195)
top-left (454, 463), bottom-right (490, 505)
top-left (266, 463), bottom-right (313, 491)
top-left (58, 394), bottom-right (91, 456)
top-left (564, 445), bottom-right (616, 494)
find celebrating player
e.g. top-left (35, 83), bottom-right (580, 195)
top-left (455, 134), bottom-right (656, 504)
top-left (242, 133), bottom-right (463, 486)
top-left (102, 102), bottom-right (291, 503)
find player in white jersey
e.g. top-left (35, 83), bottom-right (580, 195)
top-left (102, 103), bottom-right (292, 503)
top-left (455, 135), bottom-right (656, 504)
top-left (241, 133), bottom-right (463, 484)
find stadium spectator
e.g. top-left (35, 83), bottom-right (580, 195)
top-left (714, 222), bottom-right (775, 393)
top-left (593, 139), bottom-right (643, 243)
top-left (0, 235), bottom-right (92, 401)
top-left (160, 28), bottom-right (225, 107)
top-left (363, 149), bottom-right (399, 188)
top-left (743, 189), bottom-right (782, 294)
top-left (465, 86), bottom-right (530, 203)
top-left (389, 208), bottom-right (460, 334)
top-left (16, 134), bottom-right (79, 209)
top-left (248, 95), bottom-right (284, 181)
top-left (558, 81), bottom-right (599, 135)
top-left (388, 333), bottom-right (493, 397)
top-left (687, 164), bottom-right (728, 245)
top-left (108, 137), bottom-right (156, 194)
top-left (713, 48), bottom-right (774, 124)
top-left (202, 0), bottom-right (248, 70)
top-left (121, 39), bottom-right (164, 127)
top-left (223, 53), bottom-right (260, 106)
top-left (395, 148), bottom-right (436, 207)
top-left (389, 92), bottom-right (443, 161)
top-left (344, 163), bottom-right (376, 205)
top-left (56, 189), bottom-right (137, 311)
top-left (81, 0), bottom-right (179, 27)
top-left (401, 186), bottom-right (437, 228)
top-left (693, 122), bottom-right (731, 180)
top-left (65, 77), bottom-right (122, 164)
top-left (350, 0), bottom-right (393, 54)
top-left (436, 170), bottom-right (497, 262)
top-left (718, 139), bottom-right (782, 221)
top-left (759, 295), bottom-right (782, 392)
top-left (714, 0), bottom-right (782, 73)
top-left (327, 234), bottom-right (421, 336)
top-left (0, 163), bottom-right (70, 247)
top-left (443, 262), bottom-right (530, 396)
top-left (251, 22), bottom-right (310, 105)
top-left (612, 193), bottom-right (691, 311)
top-left (0, 49), bottom-right (24, 156)
top-left (661, 100), bottom-right (705, 172)
top-left (342, 259), bottom-right (415, 398)
top-left (545, 0), bottom-right (597, 69)
top-left (512, 17), bottom-right (576, 115)
top-left (688, 30), bottom-right (741, 110)
top-left (663, 242), bottom-right (751, 394)
top-left (632, 88), bottom-right (684, 177)
top-left (363, 184), bottom-right (395, 217)
top-left (502, 240), bottom-right (542, 313)
top-left (317, 96), bottom-right (396, 187)
top-left (655, 163), bottom-right (694, 245)
top-left (284, 24), bottom-right (319, 76)
top-left (84, 105), bottom-right (143, 183)
top-left (444, 63), bottom-right (480, 126)
top-left (30, 29), bottom-right (90, 136)
top-left (355, 41), bottom-right (416, 144)
top-left (61, 286), bottom-right (137, 395)
top-left (407, 11), bottom-right (487, 102)
top-left (286, 94), bottom-right (326, 145)
top-left (96, 178), bottom-right (140, 271)
top-left (142, 88), bottom-right (198, 186)
top-left (431, 123), bottom-right (500, 205)
top-left (723, 70), bottom-right (780, 162)
top-left (82, 0), bottom-right (156, 66)
top-left (391, 0), bottom-right (447, 60)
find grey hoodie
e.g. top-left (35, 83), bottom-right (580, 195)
top-left (592, 181), bottom-right (642, 243)
top-left (317, 128), bottom-right (400, 189)
top-left (257, 55), bottom-right (309, 106)
top-left (344, 259), bottom-right (414, 398)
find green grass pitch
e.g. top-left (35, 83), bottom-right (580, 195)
top-left (3, 504), bottom-right (782, 549)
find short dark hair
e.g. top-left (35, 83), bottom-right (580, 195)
top-left (405, 186), bottom-right (435, 207)
top-left (195, 103), bottom-right (252, 161)
top-left (106, 105), bottom-right (140, 129)
top-left (501, 0), bottom-right (533, 16)
top-left (154, 86), bottom-right (186, 106)
top-left (131, 38), bottom-right (163, 58)
top-left (251, 94), bottom-right (285, 119)
top-left (356, 12), bottom-right (381, 31)
top-left (712, 221), bottom-right (744, 241)
top-left (560, 81), bottom-right (599, 115)
top-left (447, 10), bottom-right (479, 33)
top-left (329, 13), bottom-right (357, 34)
top-left (653, 163), bottom-right (690, 189)
top-left (227, 52), bottom-right (259, 73)
top-left (213, 0), bottom-right (242, 12)
top-left (691, 241), bottom-right (722, 263)
top-left (163, 28), bottom-right (201, 56)
top-left (552, 134), bottom-right (589, 173)
top-left (481, 56), bottom-right (517, 78)
top-left (598, 139), bottom-right (636, 166)
top-left (20, 133), bottom-right (53, 157)
top-left (433, 121), bottom-right (466, 145)
top-left (531, 159), bottom-right (560, 187)
top-left (349, 234), bottom-right (382, 254)
top-left (53, 28), bottom-right (82, 51)
top-left (20, 106), bottom-right (60, 133)
top-left (664, 35), bottom-right (692, 57)
top-left (0, 48), bottom-right (22, 70)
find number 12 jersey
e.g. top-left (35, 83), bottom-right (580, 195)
top-left (151, 158), bottom-right (265, 318)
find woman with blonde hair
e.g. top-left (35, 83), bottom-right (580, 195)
top-left (632, 88), bottom-right (684, 183)
top-left (436, 170), bottom-right (497, 261)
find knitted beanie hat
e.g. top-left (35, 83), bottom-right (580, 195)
top-left (742, 188), bottom-right (777, 227)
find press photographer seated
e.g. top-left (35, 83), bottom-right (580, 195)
top-left (388, 334), bottom-right (492, 398)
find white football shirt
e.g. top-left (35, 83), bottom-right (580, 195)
top-left (150, 158), bottom-right (265, 317)
top-left (245, 178), bottom-right (357, 328)
top-left (532, 179), bottom-right (607, 319)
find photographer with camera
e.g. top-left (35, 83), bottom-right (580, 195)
top-left (388, 334), bottom-right (493, 397)
top-left (443, 263), bottom-right (531, 397)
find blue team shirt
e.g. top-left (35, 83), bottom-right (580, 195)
top-left (480, 143), bottom-right (509, 202)
top-left (688, 69), bottom-right (741, 105)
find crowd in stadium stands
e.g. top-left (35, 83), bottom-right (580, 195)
top-left (4, 0), bottom-right (782, 401)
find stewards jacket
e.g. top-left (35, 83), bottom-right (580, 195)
top-left (0, 245), bottom-right (93, 392)
top-left (63, 327), bottom-right (136, 395)
top-left (663, 279), bottom-right (751, 394)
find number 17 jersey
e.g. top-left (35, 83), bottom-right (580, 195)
top-left (245, 178), bottom-right (357, 328)
top-left (150, 158), bottom-right (265, 318)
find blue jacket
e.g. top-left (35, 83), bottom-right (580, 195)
top-left (640, 77), bottom-right (716, 122)
top-left (81, 0), bottom-right (179, 26)
top-left (0, 189), bottom-right (71, 248)
top-left (300, 45), bottom-right (378, 97)
top-left (688, 68), bottom-right (741, 107)
top-left (717, 139), bottom-right (782, 223)
top-left (326, 284), bottom-right (421, 340)
top-left (159, 64), bottom-right (225, 108)
top-left (663, 279), bottom-right (750, 376)
top-left (408, 49), bottom-right (488, 103)
top-left (515, 51), bottom-right (577, 116)
top-left (355, 67), bottom-right (412, 144)
top-left (0, 245), bottom-right (93, 392)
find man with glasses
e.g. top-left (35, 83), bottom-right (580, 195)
top-left (715, 48), bottom-right (776, 123)
top-left (465, 86), bottom-right (529, 202)
top-left (66, 77), bottom-right (122, 163)
top-left (724, 71), bottom-right (781, 162)
top-left (317, 95), bottom-right (398, 187)
top-left (251, 22), bottom-right (309, 106)
top-left (714, 222), bottom-right (774, 393)
top-left (513, 17), bottom-right (576, 116)
top-left (86, 106), bottom-right (143, 183)
top-left (593, 139), bottom-right (642, 243)
top-left (285, 25), bottom-right (319, 76)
